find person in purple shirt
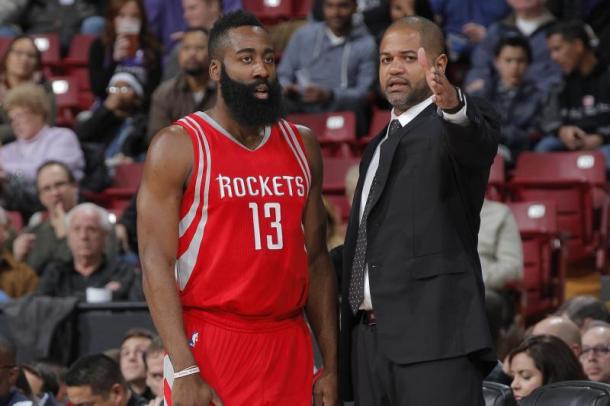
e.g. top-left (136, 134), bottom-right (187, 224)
top-left (0, 83), bottom-right (84, 219)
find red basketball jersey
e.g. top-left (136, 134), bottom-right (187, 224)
top-left (174, 112), bottom-right (311, 320)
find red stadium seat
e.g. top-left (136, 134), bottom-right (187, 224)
top-left (64, 34), bottom-right (97, 67)
top-left (507, 200), bottom-right (565, 318)
top-left (31, 33), bottom-right (61, 68)
top-left (322, 156), bottom-right (360, 195)
top-left (292, 0), bottom-right (312, 18)
top-left (509, 151), bottom-right (609, 272)
top-left (486, 154), bottom-right (505, 202)
top-left (84, 163), bottom-right (144, 211)
top-left (367, 108), bottom-right (391, 139)
top-left (288, 111), bottom-right (357, 157)
top-left (50, 76), bottom-right (80, 127)
top-left (0, 36), bottom-right (13, 59)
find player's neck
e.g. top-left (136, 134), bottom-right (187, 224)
top-left (207, 106), bottom-right (265, 145)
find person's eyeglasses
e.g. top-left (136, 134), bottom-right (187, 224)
top-left (107, 86), bottom-right (132, 94)
top-left (580, 345), bottom-right (610, 357)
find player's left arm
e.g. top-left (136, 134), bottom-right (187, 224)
top-left (298, 124), bottom-right (339, 406)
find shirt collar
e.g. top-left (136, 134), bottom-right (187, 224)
top-left (391, 96), bottom-right (434, 128)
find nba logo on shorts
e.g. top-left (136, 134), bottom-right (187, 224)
top-left (189, 332), bottom-right (199, 348)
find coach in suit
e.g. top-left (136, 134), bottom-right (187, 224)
top-left (339, 16), bottom-right (500, 405)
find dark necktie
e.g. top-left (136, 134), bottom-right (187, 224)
top-left (348, 119), bottom-right (402, 314)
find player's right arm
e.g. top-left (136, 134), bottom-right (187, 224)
top-left (138, 126), bottom-right (223, 406)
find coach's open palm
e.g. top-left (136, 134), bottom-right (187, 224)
top-left (172, 374), bottom-right (223, 406)
top-left (417, 47), bottom-right (460, 111)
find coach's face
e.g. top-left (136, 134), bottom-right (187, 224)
top-left (379, 26), bottom-right (431, 114)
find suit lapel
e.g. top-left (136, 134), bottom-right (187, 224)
top-left (367, 104), bottom-right (436, 213)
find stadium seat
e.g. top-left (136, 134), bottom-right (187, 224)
top-left (84, 163), bottom-right (144, 211)
top-left (509, 151), bottom-right (609, 272)
top-left (288, 111), bottom-right (357, 157)
top-left (507, 200), bottom-right (566, 318)
top-left (64, 34), bottom-right (97, 67)
top-left (367, 108), bottom-right (391, 139)
top-left (293, 0), bottom-right (312, 18)
top-left (487, 154), bottom-right (506, 202)
top-left (520, 381), bottom-right (610, 406)
top-left (0, 36), bottom-right (13, 59)
top-left (6, 211), bottom-right (23, 231)
top-left (49, 76), bottom-right (80, 127)
top-left (483, 381), bottom-right (517, 406)
top-left (31, 33), bottom-right (61, 69)
top-left (322, 156), bottom-right (360, 195)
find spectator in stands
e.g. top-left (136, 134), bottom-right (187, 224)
top-left (143, 0), bottom-right (187, 61)
top-left (279, 0), bottom-right (377, 136)
top-left (580, 324), bottom-right (610, 384)
top-left (0, 83), bottom-right (84, 219)
top-left (0, 1), bottom-right (24, 37)
top-left (546, 0), bottom-right (610, 64)
top-left (558, 295), bottom-right (610, 332)
top-left (390, 0), bottom-right (434, 22)
top-left (429, 0), bottom-right (511, 63)
top-left (21, 363), bottom-right (60, 406)
top-left (148, 28), bottom-right (215, 139)
top-left (508, 335), bottom-right (586, 403)
top-left (162, 0), bottom-right (222, 80)
top-left (0, 206), bottom-right (38, 299)
top-left (470, 36), bottom-right (545, 165)
top-left (532, 316), bottom-right (582, 356)
top-left (35, 203), bottom-right (136, 301)
top-left (65, 354), bottom-right (148, 406)
top-left (465, 0), bottom-right (561, 95)
top-left (345, 164), bottom-right (359, 206)
top-left (11, 161), bottom-right (119, 275)
top-left (535, 20), bottom-right (610, 171)
top-left (89, 0), bottom-right (161, 105)
top-left (0, 35), bottom-right (57, 144)
top-left (144, 336), bottom-right (164, 406)
top-left (120, 329), bottom-right (153, 401)
top-left (76, 71), bottom-right (149, 170)
top-left (20, 0), bottom-right (105, 52)
top-left (0, 335), bottom-right (32, 405)
top-left (116, 196), bottom-right (139, 259)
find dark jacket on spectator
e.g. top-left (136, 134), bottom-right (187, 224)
top-left (472, 79), bottom-right (545, 161)
top-left (75, 105), bottom-right (148, 159)
top-left (465, 13), bottom-right (562, 94)
top-left (540, 60), bottom-right (610, 141)
top-left (147, 73), bottom-right (216, 139)
top-left (36, 256), bottom-right (136, 301)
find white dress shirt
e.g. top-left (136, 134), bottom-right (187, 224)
top-left (358, 94), bottom-right (469, 310)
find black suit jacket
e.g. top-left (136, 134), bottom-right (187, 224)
top-left (339, 97), bottom-right (500, 400)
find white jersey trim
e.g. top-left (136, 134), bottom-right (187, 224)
top-left (279, 120), bottom-right (311, 193)
top-left (197, 111), bottom-right (272, 152)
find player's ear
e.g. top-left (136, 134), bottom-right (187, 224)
top-left (209, 59), bottom-right (221, 82)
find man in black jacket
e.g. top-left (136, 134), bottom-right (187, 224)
top-left (340, 16), bottom-right (499, 405)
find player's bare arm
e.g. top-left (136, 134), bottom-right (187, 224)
top-left (138, 126), bottom-right (223, 406)
top-left (298, 125), bottom-right (340, 406)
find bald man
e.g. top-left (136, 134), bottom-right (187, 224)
top-left (339, 16), bottom-right (499, 406)
top-left (532, 316), bottom-right (581, 356)
top-left (581, 325), bottom-right (610, 383)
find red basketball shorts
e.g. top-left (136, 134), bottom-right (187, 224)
top-left (164, 310), bottom-right (314, 406)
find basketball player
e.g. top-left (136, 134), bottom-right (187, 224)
top-left (137, 11), bottom-right (338, 406)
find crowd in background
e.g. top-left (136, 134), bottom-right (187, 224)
top-left (0, 0), bottom-right (609, 404)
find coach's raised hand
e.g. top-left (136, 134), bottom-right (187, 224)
top-left (417, 47), bottom-right (461, 112)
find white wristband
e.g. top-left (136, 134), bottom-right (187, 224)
top-left (173, 365), bottom-right (200, 379)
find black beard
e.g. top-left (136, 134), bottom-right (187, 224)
top-left (219, 65), bottom-right (284, 128)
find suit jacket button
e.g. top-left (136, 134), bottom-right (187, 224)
top-left (370, 264), bottom-right (377, 270)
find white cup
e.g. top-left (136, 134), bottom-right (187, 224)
top-left (86, 287), bottom-right (112, 303)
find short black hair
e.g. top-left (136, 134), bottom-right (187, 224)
top-left (36, 160), bottom-right (76, 184)
top-left (388, 16), bottom-right (445, 58)
top-left (494, 35), bottom-right (532, 63)
top-left (546, 20), bottom-right (592, 49)
top-left (208, 10), bottom-right (264, 61)
top-left (65, 354), bottom-right (125, 396)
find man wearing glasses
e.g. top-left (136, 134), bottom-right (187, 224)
top-left (581, 324), bottom-right (610, 383)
